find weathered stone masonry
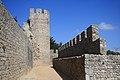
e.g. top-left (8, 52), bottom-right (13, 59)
top-left (29, 8), bottom-right (50, 66)
top-left (1, 0), bottom-right (120, 80)
top-left (58, 25), bottom-right (106, 58)
top-left (0, 2), bottom-right (32, 80)
top-left (53, 25), bottom-right (120, 80)
top-left (0, 1), bottom-right (51, 79)
top-left (53, 54), bottom-right (120, 80)
top-left (53, 56), bottom-right (85, 80)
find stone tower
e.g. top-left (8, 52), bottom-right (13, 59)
top-left (29, 8), bottom-right (50, 66)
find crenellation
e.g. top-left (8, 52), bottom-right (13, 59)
top-left (43, 10), bottom-right (49, 15)
top-left (92, 25), bottom-right (99, 41)
top-left (81, 30), bottom-right (87, 41)
top-left (58, 25), bottom-right (106, 58)
top-left (27, 7), bottom-right (50, 66)
top-left (77, 34), bottom-right (81, 44)
top-left (87, 25), bottom-right (92, 42)
top-left (73, 38), bottom-right (76, 45)
top-left (1, 1), bottom-right (118, 80)
top-left (70, 40), bottom-right (73, 47)
top-left (30, 8), bottom-right (49, 18)
top-left (30, 8), bottom-right (34, 16)
top-left (63, 44), bottom-right (65, 49)
top-left (66, 42), bottom-right (69, 48)
top-left (87, 25), bottom-right (98, 42)
top-left (99, 38), bottom-right (106, 54)
top-left (64, 43), bottom-right (67, 49)
top-left (36, 8), bottom-right (42, 14)
top-left (85, 30), bottom-right (87, 38)
top-left (68, 42), bottom-right (70, 47)
top-left (23, 22), bottom-right (29, 30)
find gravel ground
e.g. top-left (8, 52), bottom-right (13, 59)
top-left (19, 65), bottom-right (66, 80)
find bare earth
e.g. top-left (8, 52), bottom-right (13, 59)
top-left (19, 65), bottom-right (63, 80)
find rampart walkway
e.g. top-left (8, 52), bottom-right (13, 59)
top-left (19, 65), bottom-right (69, 80)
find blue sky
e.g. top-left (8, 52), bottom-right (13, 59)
top-left (2, 0), bottom-right (120, 51)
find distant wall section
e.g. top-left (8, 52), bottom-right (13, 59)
top-left (50, 49), bottom-right (58, 65)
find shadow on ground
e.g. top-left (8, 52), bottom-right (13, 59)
top-left (51, 66), bottom-right (71, 80)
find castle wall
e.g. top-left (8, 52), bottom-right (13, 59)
top-left (58, 25), bottom-right (106, 58)
top-left (53, 56), bottom-right (85, 80)
top-left (53, 54), bottom-right (120, 80)
top-left (53, 25), bottom-right (119, 80)
top-left (50, 49), bottom-right (58, 65)
top-left (29, 8), bottom-right (50, 65)
top-left (85, 54), bottom-right (120, 80)
top-left (0, 2), bottom-right (33, 80)
top-left (23, 22), bottom-right (33, 40)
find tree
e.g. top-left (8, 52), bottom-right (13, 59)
top-left (50, 37), bottom-right (55, 49)
top-left (50, 37), bottom-right (62, 53)
top-left (107, 50), bottom-right (120, 55)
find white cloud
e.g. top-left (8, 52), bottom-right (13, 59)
top-left (99, 22), bottom-right (114, 30)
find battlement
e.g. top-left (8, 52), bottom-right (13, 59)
top-left (30, 8), bottom-right (49, 16)
top-left (58, 25), bottom-right (106, 58)
top-left (29, 7), bottom-right (50, 65)
top-left (23, 22), bottom-right (29, 30)
top-left (59, 25), bottom-right (99, 50)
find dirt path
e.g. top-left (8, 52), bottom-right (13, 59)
top-left (19, 65), bottom-right (63, 80)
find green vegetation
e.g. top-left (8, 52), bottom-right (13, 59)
top-left (107, 50), bottom-right (120, 55)
top-left (50, 37), bottom-right (62, 52)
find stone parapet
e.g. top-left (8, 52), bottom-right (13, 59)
top-left (30, 8), bottom-right (49, 17)
top-left (58, 25), bottom-right (106, 58)
top-left (53, 54), bottom-right (120, 80)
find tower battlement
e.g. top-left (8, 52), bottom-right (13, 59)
top-left (30, 8), bottom-right (49, 16)
top-left (29, 8), bottom-right (50, 66)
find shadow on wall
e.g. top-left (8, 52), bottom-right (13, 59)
top-left (51, 67), bottom-right (72, 80)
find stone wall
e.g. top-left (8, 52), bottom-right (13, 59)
top-left (53, 25), bottom-right (120, 80)
top-left (50, 49), bottom-right (58, 65)
top-left (85, 54), bottom-right (120, 80)
top-left (58, 25), bottom-right (106, 58)
top-left (29, 8), bottom-right (50, 65)
top-left (23, 22), bottom-right (33, 40)
top-left (53, 56), bottom-right (85, 80)
top-left (0, 2), bottom-right (33, 80)
top-left (53, 54), bottom-right (120, 80)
